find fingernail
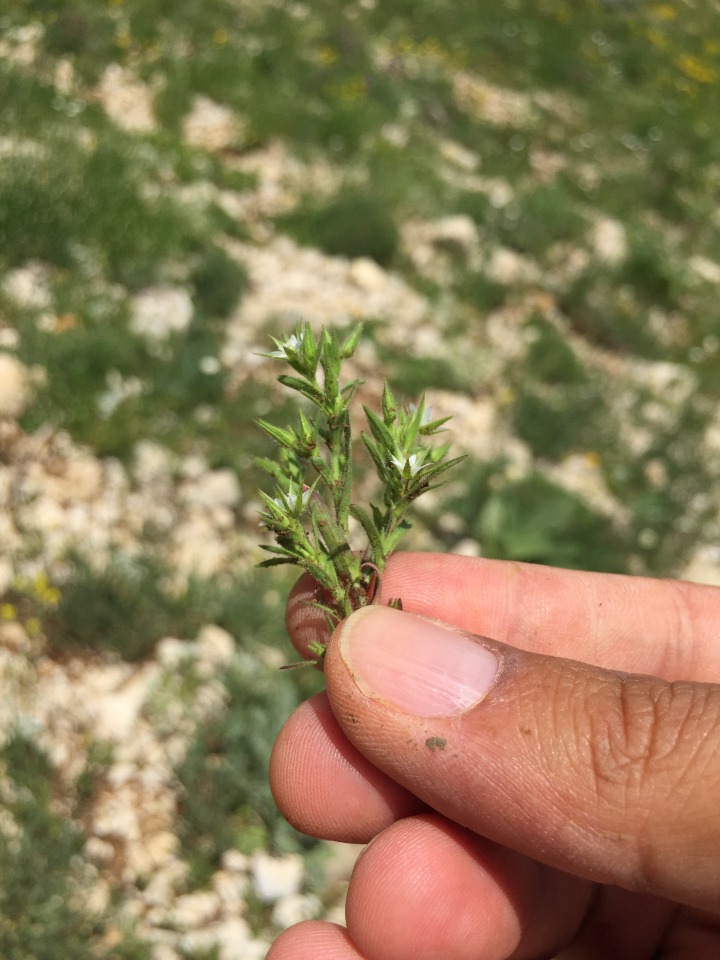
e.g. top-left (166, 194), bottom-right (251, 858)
top-left (338, 605), bottom-right (499, 717)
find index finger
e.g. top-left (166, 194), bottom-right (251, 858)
top-left (286, 552), bottom-right (720, 682)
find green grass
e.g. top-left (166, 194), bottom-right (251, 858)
top-left (0, 732), bottom-right (150, 960)
top-left (276, 188), bottom-right (400, 266)
top-left (174, 649), bottom-right (322, 889)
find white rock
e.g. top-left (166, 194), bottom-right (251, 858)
top-left (591, 217), bottom-right (627, 265)
top-left (182, 469), bottom-right (241, 508)
top-left (0, 328), bottom-right (20, 350)
top-left (130, 287), bottom-right (194, 341)
top-left (182, 96), bottom-right (243, 152)
top-left (149, 943), bottom-right (179, 960)
top-left (54, 57), bottom-right (75, 95)
top-left (84, 878), bottom-right (111, 916)
top-left (221, 849), bottom-right (250, 873)
top-left (106, 761), bottom-right (136, 789)
top-left (96, 64), bottom-right (155, 133)
top-left (688, 255), bottom-right (720, 285)
top-left (481, 177), bottom-right (514, 208)
top-left (431, 214), bottom-right (478, 251)
top-left (173, 517), bottom-right (227, 578)
top-left (156, 637), bottom-right (198, 667)
top-left (681, 545), bottom-right (720, 587)
top-left (23, 495), bottom-right (66, 532)
top-left (180, 454), bottom-right (208, 480)
top-left (453, 72), bottom-right (535, 126)
top-left (50, 455), bottom-right (104, 503)
top-left (349, 257), bottom-right (387, 292)
top-left (85, 836), bottom-right (115, 864)
top-left (223, 236), bottom-right (430, 369)
top-left (544, 453), bottom-right (623, 520)
top-left (212, 869), bottom-right (248, 909)
top-left (439, 139), bottom-right (479, 171)
top-left (133, 440), bottom-right (176, 483)
top-left (93, 798), bottom-right (139, 842)
top-left (141, 859), bottom-right (189, 909)
top-left (2, 262), bottom-right (53, 309)
top-left (271, 893), bottom-right (322, 929)
top-left (197, 624), bottom-right (235, 667)
top-left (251, 852), bottom-right (304, 903)
top-left (171, 890), bottom-right (221, 929)
top-left (143, 829), bottom-right (178, 868)
top-left (485, 247), bottom-right (539, 285)
top-left (93, 664), bottom-right (160, 741)
top-left (236, 941), bottom-right (272, 960)
top-left (211, 917), bottom-right (256, 960)
top-left (0, 620), bottom-right (33, 656)
top-left (0, 23), bottom-right (43, 67)
top-left (454, 537), bottom-right (482, 557)
top-left (0, 354), bottom-right (31, 419)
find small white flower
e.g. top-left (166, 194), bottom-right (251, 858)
top-left (269, 334), bottom-right (301, 359)
top-left (275, 483), bottom-right (312, 512)
top-left (390, 453), bottom-right (429, 476)
top-left (409, 403), bottom-right (432, 426)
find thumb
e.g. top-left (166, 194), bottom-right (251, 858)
top-left (323, 604), bottom-right (720, 913)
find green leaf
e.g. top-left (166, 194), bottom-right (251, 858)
top-left (416, 455), bottom-right (467, 484)
top-left (300, 322), bottom-right (319, 374)
top-left (277, 374), bottom-right (324, 404)
top-left (256, 557), bottom-right (299, 568)
top-left (349, 503), bottom-right (384, 559)
top-left (255, 418), bottom-right (297, 449)
top-left (319, 330), bottom-right (340, 403)
top-left (363, 406), bottom-right (395, 450)
top-left (340, 323), bottom-right (363, 359)
top-left (341, 378), bottom-right (364, 403)
top-left (371, 502), bottom-right (387, 530)
top-left (253, 456), bottom-right (286, 479)
top-left (381, 381), bottom-right (396, 425)
top-left (258, 544), bottom-right (298, 557)
top-left (361, 434), bottom-right (387, 478)
top-left (258, 489), bottom-right (286, 517)
top-left (384, 518), bottom-right (411, 553)
top-left (420, 415), bottom-right (452, 435)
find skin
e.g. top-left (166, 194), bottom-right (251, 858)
top-left (268, 552), bottom-right (720, 959)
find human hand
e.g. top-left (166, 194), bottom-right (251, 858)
top-left (268, 552), bottom-right (720, 959)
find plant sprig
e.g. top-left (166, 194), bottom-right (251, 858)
top-left (256, 321), bottom-right (464, 660)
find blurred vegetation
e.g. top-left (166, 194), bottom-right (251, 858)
top-left (0, 732), bottom-right (151, 960)
top-left (175, 650), bottom-right (323, 889)
top-left (2, 0), bottom-right (720, 952)
top-left (277, 189), bottom-right (400, 266)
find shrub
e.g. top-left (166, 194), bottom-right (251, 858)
top-left (278, 189), bottom-right (399, 266)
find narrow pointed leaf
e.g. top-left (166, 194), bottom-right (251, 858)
top-left (277, 374), bottom-right (324, 404)
top-left (340, 323), bottom-right (363, 358)
top-left (256, 419), bottom-right (297, 448)
top-left (420, 416), bottom-right (452, 435)
top-left (253, 456), bottom-right (286, 479)
top-left (361, 434), bottom-right (387, 478)
top-left (349, 503), bottom-right (384, 559)
top-left (363, 407), bottom-right (395, 449)
top-left (258, 543), bottom-right (298, 556)
top-left (381, 381), bottom-right (396, 425)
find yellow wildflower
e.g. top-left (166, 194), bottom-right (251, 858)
top-left (676, 54), bottom-right (718, 85)
top-left (0, 604), bottom-right (17, 621)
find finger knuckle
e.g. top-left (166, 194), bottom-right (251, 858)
top-left (589, 679), bottom-right (716, 796)
top-left (588, 677), bottom-right (720, 885)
